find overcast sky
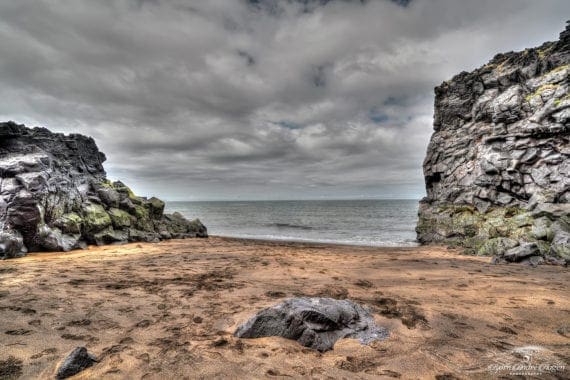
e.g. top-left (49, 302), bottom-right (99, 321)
top-left (0, 0), bottom-right (568, 200)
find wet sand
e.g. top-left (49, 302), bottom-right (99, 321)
top-left (0, 237), bottom-right (568, 379)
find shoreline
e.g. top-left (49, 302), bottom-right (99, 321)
top-left (9, 235), bottom-right (427, 263)
top-left (1, 237), bottom-right (568, 379)
top-left (209, 234), bottom-right (421, 249)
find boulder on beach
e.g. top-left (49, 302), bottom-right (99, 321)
top-left (417, 21), bottom-right (570, 265)
top-left (0, 122), bottom-right (207, 259)
top-left (234, 297), bottom-right (388, 352)
top-left (55, 347), bottom-right (97, 379)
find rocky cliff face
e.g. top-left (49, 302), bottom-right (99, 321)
top-left (0, 122), bottom-right (207, 259)
top-left (417, 21), bottom-right (569, 265)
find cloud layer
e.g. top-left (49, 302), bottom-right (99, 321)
top-left (0, 0), bottom-right (568, 200)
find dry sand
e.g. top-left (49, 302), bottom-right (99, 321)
top-left (0, 237), bottom-right (568, 379)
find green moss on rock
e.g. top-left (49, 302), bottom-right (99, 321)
top-left (82, 203), bottom-right (112, 233)
top-left (55, 212), bottom-right (83, 235)
top-left (107, 208), bottom-right (132, 229)
top-left (477, 238), bottom-right (519, 256)
top-left (93, 227), bottom-right (128, 246)
top-left (132, 205), bottom-right (153, 231)
top-left (418, 203), bottom-right (569, 262)
top-left (148, 197), bottom-right (165, 219)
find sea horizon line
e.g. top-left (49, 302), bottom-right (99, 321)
top-left (165, 198), bottom-right (423, 203)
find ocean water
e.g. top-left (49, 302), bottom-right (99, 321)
top-left (166, 199), bottom-right (420, 247)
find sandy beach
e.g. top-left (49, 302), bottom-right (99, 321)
top-left (0, 237), bottom-right (568, 379)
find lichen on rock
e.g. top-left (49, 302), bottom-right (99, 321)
top-left (0, 122), bottom-right (207, 259)
top-left (417, 21), bottom-right (570, 265)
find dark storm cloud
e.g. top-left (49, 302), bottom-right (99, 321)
top-left (0, 0), bottom-right (568, 200)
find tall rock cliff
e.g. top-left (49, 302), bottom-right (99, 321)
top-left (417, 21), bottom-right (569, 265)
top-left (0, 122), bottom-right (207, 259)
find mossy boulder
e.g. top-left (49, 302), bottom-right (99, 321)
top-left (531, 217), bottom-right (553, 241)
top-left (107, 208), bottom-right (132, 229)
top-left (188, 218), bottom-right (208, 237)
top-left (160, 213), bottom-right (208, 238)
top-left (148, 197), bottom-right (165, 219)
top-left (549, 220), bottom-right (570, 259)
top-left (95, 186), bottom-right (120, 208)
top-left (93, 228), bottom-right (128, 246)
top-left (128, 229), bottom-right (160, 243)
top-left (38, 225), bottom-right (81, 252)
top-left (477, 237), bottom-right (519, 256)
top-left (111, 181), bottom-right (136, 198)
top-left (82, 203), bottom-right (112, 234)
top-left (132, 205), bottom-right (153, 231)
top-left (54, 213), bottom-right (83, 235)
top-left (118, 198), bottom-right (137, 214)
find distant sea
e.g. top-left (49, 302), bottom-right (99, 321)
top-left (166, 199), bottom-right (420, 247)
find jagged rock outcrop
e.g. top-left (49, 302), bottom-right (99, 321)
top-left (0, 122), bottom-right (207, 259)
top-left (417, 21), bottom-right (569, 265)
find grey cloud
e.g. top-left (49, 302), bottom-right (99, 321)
top-left (0, 0), bottom-right (568, 200)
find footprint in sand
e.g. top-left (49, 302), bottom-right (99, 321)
top-left (67, 319), bottom-right (91, 327)
top-left (30, 348), bottom-right (57, 360)
top-left (491, 340), bottom-right (514, 350)
top-left (453, 321), bottom-right (474, 331)
top-left (354, 279), bottom-right (374, 288)
top-left (193, 316), bottom-right (203, 324)
top-left (498, 326), bottom-right (518, 335)
top-left (119, 337), bottom-right (134, 345)
top-left (135, 320), bottom-right (153, 328)
top-left (0, 267), bottom-right (17, 275)
top-left (0, 356), bottom-right (23, 378)
top-left (556, 326), bottom-right (570, 337)
top-left (67, 278), bottom-right (87, 286)
top-left (5, 329), bottom-right (33, 336)
top-left (380, 369), bottom-right (402, 378)
top-left (2, 306), bottom-right (36, 315)
top-left (265, 291), bottom-right (287, 298)
top-left (435, 373), bottom-right (461, 380)
top-left (137, 353), bottom-right (150, 363)
top-left (266, 368), bottom-right (292, 377)
top-left (60, 333), bottom-right (99, 344)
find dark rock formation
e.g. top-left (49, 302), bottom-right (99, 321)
top-left (55, 347), bottom-right (96, 379)
top-left (417, 21), bottom-right (569, 264)
top-left (0, 122), bottom-right (207, 258)
top-left (234, 297), bottom-right (388, 352)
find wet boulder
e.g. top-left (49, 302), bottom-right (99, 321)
top-left (235, 297), bottom-right (388, 352)
top-left (55, 347), bottom-right (97, 379)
